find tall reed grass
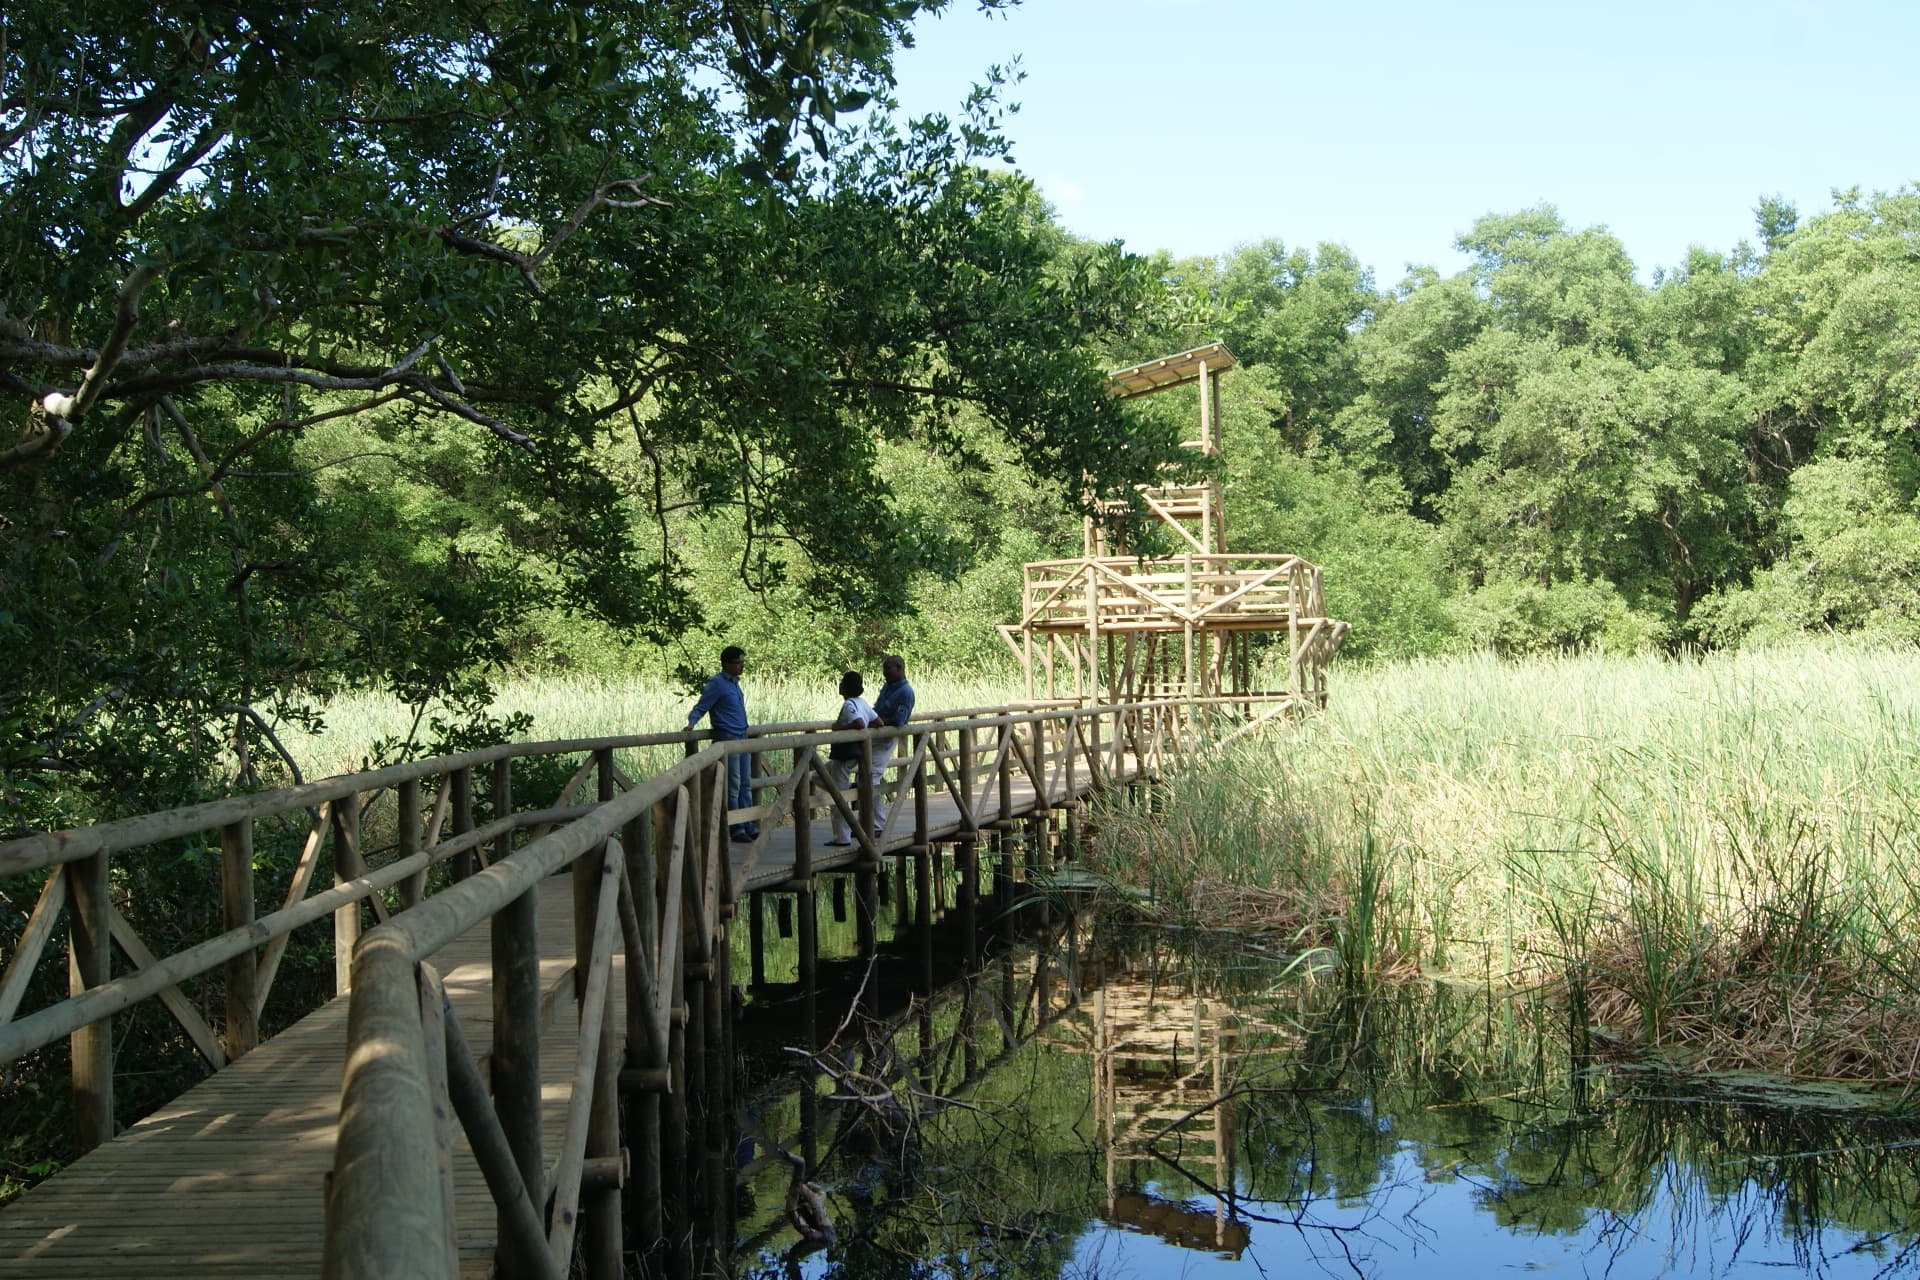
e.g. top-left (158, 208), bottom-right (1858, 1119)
top-left (1094, 642), bottom-right (1920, 1085)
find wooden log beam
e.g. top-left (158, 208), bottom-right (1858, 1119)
top-left (441, 992), bottom-right (562, 1280)
top-left (322, 930), bottom-right (454, 1280)
top-left (220, 817), bottom-right (259, 1058)
top-left (0, 866), bottom-right (65, 1024)
top-left (67, 851), bottom-right (112, 1152)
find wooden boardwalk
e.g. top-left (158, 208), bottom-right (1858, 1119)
top-left (0, 746), bottom-right (1129, 1276)
top-left (0, 889), bottom-right (592, 1278)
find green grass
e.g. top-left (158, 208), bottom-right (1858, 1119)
top-left (1093, 641), bottom-right (1920, 1084)
top-left (282, 667), bottom-right (1026, 782)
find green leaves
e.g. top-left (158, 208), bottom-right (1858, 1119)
top-left (1, 0), bottom-right (1190, 825)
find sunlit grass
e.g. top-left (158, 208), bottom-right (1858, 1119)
top-left (283, 667), bottom-right (1025, 782)
top-left (1094, 641), bottom-right (1920, 1083)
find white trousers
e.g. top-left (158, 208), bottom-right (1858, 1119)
top-left (828, 748), bottom-right (891, 840)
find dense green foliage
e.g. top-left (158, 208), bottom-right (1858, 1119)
top-left (0, 0), bottom-right (1200, 830)
top-left (1177, 189), bottom-right (1920, 659)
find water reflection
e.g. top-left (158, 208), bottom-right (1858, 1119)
top-left (714, 911), bottom-right (1920, 1280)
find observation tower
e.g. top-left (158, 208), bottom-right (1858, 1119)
top-left (1002, 343), bottom-right (1347, 727)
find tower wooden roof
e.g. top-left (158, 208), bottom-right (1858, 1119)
top-left (1108, 343), bottom-right (1237, 400)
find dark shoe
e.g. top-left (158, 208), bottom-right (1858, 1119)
top-left (824, 839), bottom-right (852, 847)
top-left (731, 828), bottom-right (754, 842)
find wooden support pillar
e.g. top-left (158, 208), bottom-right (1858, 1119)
top-left (68, 850), bottom-right (112, 1153)
top-left (1028, 815), bottom-right (1052, 936)
top-left (796, 886), bottom-right (818, 1051)
top-left (748, 890), bottom-right (766, 989)
top-left (331, 795), bottom-right (363, 995)
top-left (220, 817), bottom-right (259, 1060)
top-left (913, 734), bottom-right (931, 848)
top-left (957, 836), bottom-right (980, 968)
top-left (994, 830), bottom-right (1014, 942)
top-left (914, 846), bottom-right (933, 997)
top-left (891, 854), bottom-right (910, 940)
top-left (663, 997), bottom-right (689, 1277)
top-left (683, 968), bottom-right (707, 1233)
top-left (490, 759), bottom-right (545, 1278)
top-left (702, 932), bottom-right (728, 1254)
top-left (856, 862), bottom-right (879, 960)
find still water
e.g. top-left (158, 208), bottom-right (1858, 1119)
top-left (722, 909), bottom-right (1920, 1280)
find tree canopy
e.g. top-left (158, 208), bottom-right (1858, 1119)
top-left (1, 0), bottom-right (1190, 824)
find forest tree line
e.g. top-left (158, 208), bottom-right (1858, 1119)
top-left (5, 0), bottom-right (1919, 834)
top-left (1173, 189), bottom-right (1920, 665)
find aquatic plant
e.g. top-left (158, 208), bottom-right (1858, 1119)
top-left (1089, 641), bottom-right (1920, 1086)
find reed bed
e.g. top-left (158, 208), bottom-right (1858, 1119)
top-left (1093, 642), bottom-right (1920, 1086)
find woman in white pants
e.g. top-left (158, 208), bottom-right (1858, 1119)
top-left (825, 671), bottom-right (875, 846)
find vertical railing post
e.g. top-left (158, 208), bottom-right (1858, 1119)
top-left (332, 795), bottom-right (363, 995)
top-left (623, 795), bottom-right (664, 1250)
top-left (913, 726), bottom-right (930, 848)
top-left (794, 749), bottom-right (814, 883)
top-left (580, 750), bottom-right (623, 1278)
top-left (1031, 711), bottom-right (1049, 812)
top-left (68, 849), bottom-right (112, 1152)
top-left (997, 720), bottom-right (1014, 828)
top-left (856, 738), bottom-right (876, 846)
top-left (221, 817), bottom-right (259, 1059)
top-left (957, 725), bottom-right (977, 835)
top-left (490, 756), bottom-right (545, 1278)
top-left (450, 767), bottom-right (474, 883)
top-left (398, 778), bottom-right (424, 911)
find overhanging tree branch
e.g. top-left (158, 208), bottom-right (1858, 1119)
top-left (4, 264), bottom-right (163, 469)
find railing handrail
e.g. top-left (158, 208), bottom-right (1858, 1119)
top-left (0, 699), bottom-right (1213, 874)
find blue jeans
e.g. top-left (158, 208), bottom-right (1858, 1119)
top-left (726, 749), bottom-right (756, 835)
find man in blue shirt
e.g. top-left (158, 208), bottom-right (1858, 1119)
top-left (868, 654), bottom-right (915, 835)
top-left (687, 645), bottom-right (757, 841)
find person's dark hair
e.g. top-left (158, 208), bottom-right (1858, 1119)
top-left (721, 645), bottom-right (745, 665)
top-left (839, 671), bottom-right (864, 696)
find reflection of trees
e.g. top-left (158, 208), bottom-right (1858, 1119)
top-left (727, 913), bottom-right (1102, 1280)
top-left (720, 923), bottom-right (1920, 1280)
top-left (1229, 978), bottom-right (1920, 1277)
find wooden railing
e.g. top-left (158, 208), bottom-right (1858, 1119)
top-left (0, 695), bottom-right (1245, 1277)
top-left (1019, 553), bottom-right (1331, 632)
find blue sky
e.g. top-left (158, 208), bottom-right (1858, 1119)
top-left (891, 0), bottom-right (1920, 285)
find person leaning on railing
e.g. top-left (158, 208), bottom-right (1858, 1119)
top-left (686, 644), bottom-right (757, 842)
top-left (867, 654), bottom-right (915, 833)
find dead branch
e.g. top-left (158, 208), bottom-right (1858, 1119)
top-left (215, 702), bottom-right (306, 786)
